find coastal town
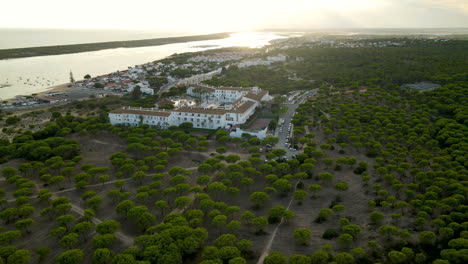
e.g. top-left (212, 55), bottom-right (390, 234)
top-left (1, 35), bottom-right (450, 111)
top-left (0, 26), bottom-right (467, 264)
top-left (0, 49), bottom-right (286, 110)
top-left (0, 46), bottom-right (298, 142)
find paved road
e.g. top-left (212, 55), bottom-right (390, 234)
top-left (1, 87), bottom-right (123, 112)
top-left (257, 89), bottom-right (318, 263)
top-left (274, 89), bottom-right (318, 159)
top-left (158, 81), bottom-right (179, 95)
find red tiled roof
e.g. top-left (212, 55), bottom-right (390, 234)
top-left (244, 90), bottom-right (267, 101)
top-left (191, 84), bottom-right (216, 92)
top-left (110, 108), bottom-right (171, 117)
top-left (157, 99), bottom-right (175, 106)
top-left (230, 124), bottom-right (240, 131)
top-left (233, 101), bottom-right (255, 113)
top-left (231, 97), bottom-right (243, 106)
top-left (173, 107), bottom-right (227, 115)
top-left (173, 101), bottom-right (255, 115)
top-left (250, 118), bottom-right (270, 129)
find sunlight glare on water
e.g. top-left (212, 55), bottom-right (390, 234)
top-left (0, 32), bottom-right (285, 100)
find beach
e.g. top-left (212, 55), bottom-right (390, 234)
top-left (0, 32), bottom-right (283, 101)
top-left (3, 83), bottom-right (71, 103)
top-left (42, 83), bottom-right (73, 94)
top-left (2, 83), bottom-right (124, 113)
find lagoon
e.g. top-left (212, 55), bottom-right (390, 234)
top-left (0, 32), bottom-right (283, 100)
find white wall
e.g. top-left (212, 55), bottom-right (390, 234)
top-left (109, 113), bottom-right (169, 128)
top-left (230, 127), bottom-right (268, 139)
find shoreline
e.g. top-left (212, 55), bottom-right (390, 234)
top-left (0, 31), bottom-right (283, 102)
top-left (42, 83), bottom-right (73, 94)
top-left (0, 31), bottom-right (282, 109)
top-left (0, 32), bottom-right (230, 60)
top-left (3, 83), bottom-right (73, 102)
top-left (1, 83), bottom-right (72, 114)
top-left (3, 83), bottom-right (123, 113)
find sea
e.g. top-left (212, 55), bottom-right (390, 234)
top-left (0, 28), bottom-right (285, 100)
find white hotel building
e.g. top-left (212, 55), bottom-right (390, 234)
top-left (109, 85), bottom-right (272, 130)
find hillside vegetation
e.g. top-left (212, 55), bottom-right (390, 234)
top-left (0, 38), bottom-right (467, 264)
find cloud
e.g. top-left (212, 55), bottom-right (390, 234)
top-left (426, 0), bottom-right (468, 13)
top-left (0, 0), bottom-right (467, 30)
top-left (255, 0), bottom-right (468, 29)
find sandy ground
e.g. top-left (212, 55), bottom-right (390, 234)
top-left (3, 83), bottom-right (71, 103)
top-left (42, 83), bottom-right (74, 94)
top-left (2, 83), bottom-right (122, 113)
top-left (0, 95), bottom-right (402, 263)
top-left (4, 84), bottom-right (73, 113)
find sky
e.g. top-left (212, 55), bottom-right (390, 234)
top-left (1, 0), bottom-right (467, 32)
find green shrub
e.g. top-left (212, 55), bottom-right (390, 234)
top-left (322, 229), bottom-right (339, 239)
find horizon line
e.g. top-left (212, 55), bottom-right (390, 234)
top-left (1, 26), bottom-right (468, 31)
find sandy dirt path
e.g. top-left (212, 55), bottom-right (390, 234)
top-left (91, 139), bottom-right (126, 148)
top-left (256, 181), bottom-right (299, 264)
top-left (6, 182), bottom-right (135, 247)
top-left (166, 166), bottom-right (215, 216)
top-left (69, 203), bottom-right (134, 247)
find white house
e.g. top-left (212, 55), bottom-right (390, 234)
top-left (109, 85), bottom-right (272, 130)
top-left (109, 100), bottom-right (257, 130)
top-left (141, 88), bottom-right (154, 95)
top-left (127, 82), bottom-right (154, 95)
top-left (267, 54), bottom-right (287, 62)
top-left (187, 84), bottom-right (271, 104)
top-left (109, 107), bottom-right (172, 128)
top-left (177, 68), bottom-right (222, 86)
top-left (230, 126), bottom-right (268, 140)
top-left (238, 59), bottom-right (271, 68)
